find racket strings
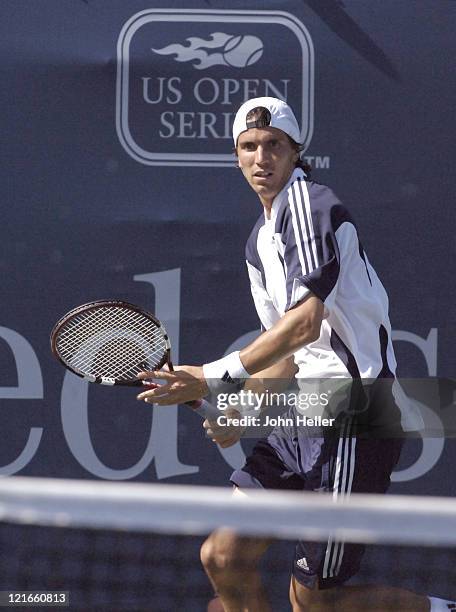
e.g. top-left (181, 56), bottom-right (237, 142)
top-left (56, 306), bottom-right (168, 380)
top-left (59, 314), bottom-right (166, 379)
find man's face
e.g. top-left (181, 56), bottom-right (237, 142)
top-left (236, 127), bottom-right (298, 207)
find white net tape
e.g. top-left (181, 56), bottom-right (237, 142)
top-left (0, 477), bottom-right (455, 547)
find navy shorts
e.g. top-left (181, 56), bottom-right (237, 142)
top-left (230, 417), bottom-right (403, 590)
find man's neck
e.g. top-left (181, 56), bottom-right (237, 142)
top-left (259, 196), bottom-right (273, 219)
top-left (258, 168), bottom-right (298, 219)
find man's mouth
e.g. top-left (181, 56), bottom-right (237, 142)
top-left (253, 171), bottom-right (273, 178)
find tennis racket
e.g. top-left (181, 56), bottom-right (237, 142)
top-left (50, 300), bottom-right (219, 420)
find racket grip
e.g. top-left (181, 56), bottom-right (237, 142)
top-left (187, 399), bottom-right (220, 421)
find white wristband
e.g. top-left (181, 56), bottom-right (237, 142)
top-left (203, 351), bottom-right (250, 395)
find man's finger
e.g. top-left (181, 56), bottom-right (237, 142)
top-left (141, 382), bottom-right (159, 390)
top-left (137, 386), bottom-right (170, 401)
top-left (148, 370), bottom-right (173, 380)
top-left (137, 371), bottom-right (154, 379)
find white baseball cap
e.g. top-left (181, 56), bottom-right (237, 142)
top-left (232, 97), bottom-right (301, 146)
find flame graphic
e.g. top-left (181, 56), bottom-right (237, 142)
top-left (152, 32), bottom-right (263, 69)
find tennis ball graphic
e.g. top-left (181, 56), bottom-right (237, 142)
top-left (222, 35), bottom-right (264, 68)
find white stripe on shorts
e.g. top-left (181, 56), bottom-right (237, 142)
top-left (322, 418), bottom-right (356, 579)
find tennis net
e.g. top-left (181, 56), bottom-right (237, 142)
top-left (0, 477), bottom-right (455, 610)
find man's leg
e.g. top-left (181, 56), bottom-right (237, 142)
top-left (289, 576), bottom-right (430, 611)
top-left (201, 528), bottom-right (272, 612)
top-left (286, 425), bottom-right (435, 611)
top-left (203, 437), bottom-right (303, 611)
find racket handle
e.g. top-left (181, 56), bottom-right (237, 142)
top-left (187, 399), bottom-right (220, 421)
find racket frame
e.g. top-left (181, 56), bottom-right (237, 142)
top-left (50, 300), bottom-right (171, 386)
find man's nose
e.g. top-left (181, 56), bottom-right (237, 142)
top-left (255, 145), bottom-right (270, 165)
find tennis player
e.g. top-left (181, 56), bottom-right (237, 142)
top-left (138, 98), bottom-right (454, 611)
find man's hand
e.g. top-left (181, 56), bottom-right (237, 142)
top-left (203, 408), bottom-right (245, 448)
top-left (136, 366), bottom-right (208, 405)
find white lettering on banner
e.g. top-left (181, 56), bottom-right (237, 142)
top-left (159, 111), bottom-right (233, 139)
top-left (0, 327), bottom-right (43, 475)
top-left (0, 429), bottom-right (43, 476)
top-left (222, 79), bottom-right (240, 104)
top-left (61, 374), bottom-right (158, 480)
top-left (142, 77), bottom-right (182, 105)
top-left (142, 77), bottom-right (290, 110)
top-left (198, 113), bottom-right (219, 139)
top-left (175, 112), bottom-right (197, 138)
top-left (61, 269), bottom-right (198, 480)
top-left (0, 327), bottom-right (43, 399)
top-left (391, 329), bottom-right (443, 482)
top-left (393, 329), bottom-right (437, 376)
top-left (134, 269), bottom-right (199, 479)
top-left (159, 112), bottom-right (175, 139)
top-left (303, 156), bottom-right (330, 169)
top-left (263, 79), bottom-right (290, 100)
top-left (116, 10), bottom-right (313, 166)
top-left (148, 76), bottom-right (291, 141)
top-left (392, 401), bottom-right (444, 483)
top-left (0, 279), bottom-right (443, 482)
top-left (243, 78), bottom-right (259, 100)
top-left (194, 78), bottom-right (219, 105)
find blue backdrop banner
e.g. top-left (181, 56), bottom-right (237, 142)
top-left (0, 1), bottom-right (455, 496)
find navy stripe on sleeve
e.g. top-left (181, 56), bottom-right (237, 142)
top-left (245, 214), bottom-right (267, 287)
top-left (277, 179), bottom-right (349, 309)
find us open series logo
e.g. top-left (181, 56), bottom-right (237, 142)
top-left (116, 9), bottom-right (315, 167)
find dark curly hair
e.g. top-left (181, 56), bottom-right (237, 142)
top-left (287, 135), bottom-right (312, 177)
